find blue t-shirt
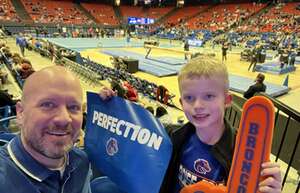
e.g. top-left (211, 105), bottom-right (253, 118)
top-left (175, 133), bottom-right (226, 193)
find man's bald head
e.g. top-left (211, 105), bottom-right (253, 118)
top-left (16, 66), bottom-right (84, 166)
top-left (22, 66), bottom-right (82, 102)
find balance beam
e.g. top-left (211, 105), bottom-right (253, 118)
top-left (144, 45), bottom-right (193, 59)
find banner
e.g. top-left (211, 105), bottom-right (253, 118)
top-left (85, 92), bottom-right (173, 193)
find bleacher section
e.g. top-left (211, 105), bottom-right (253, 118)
top-left (238, 2), bottom-right (300, 33)
top-left (186, 3), bottom-right (266, 31)
top-left (0, 0), bottom-right (20, 22)
top-left (20, 0), bottom-right (94, 24)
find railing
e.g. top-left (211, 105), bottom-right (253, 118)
top-left (225, 93), bottom-right (300, 193)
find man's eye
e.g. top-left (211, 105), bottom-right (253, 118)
top-left (40, 102), bottom-right (55, 109)
top-left (68, 105), bottom-right (81, 112)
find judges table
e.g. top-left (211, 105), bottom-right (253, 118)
top-left (120, 57), bottom-right (139, 73)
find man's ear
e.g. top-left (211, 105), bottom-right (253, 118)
top-left (16, 101), bottom-right (24, 125)
top-left (225, 92), bottom-right (232, 108)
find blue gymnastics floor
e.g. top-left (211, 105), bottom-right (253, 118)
top-left (102, 49), bottom-right (185, 77)
top-left (102, 49), bottom-right (289, 97)
top-left (229, 74), bottom-right (289, 97)
top-left (45, 37), bottom-right (175, 52)
top-left (43, 38), bottom-right (289, 97)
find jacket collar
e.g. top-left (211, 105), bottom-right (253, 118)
top-left (7, 135), bottom-right (78, 182)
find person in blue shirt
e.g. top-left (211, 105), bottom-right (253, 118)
top-left (16, 33), bottom-right (27, 57)
top-left (159, 56), bottom-right (282, 193)
top-left (0, 66), bottom-right (92, 193)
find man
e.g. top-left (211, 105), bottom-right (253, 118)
top-left (16, 33), bottom-right (27, 57)
top-left (243, 73), bottom-right (267, 99)
top-left (248, 45), bottom-right (260, 72)
top-left (0, 66), bottom-right (91, 193)
top-left (184, 40), bottom-right (190, 60)
top-left (0, 89), bottom-right (17, 116)
top-left (221, 41), bottom-right (228, 62)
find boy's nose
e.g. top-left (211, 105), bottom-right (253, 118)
top-left (193, 99), bottom-right (205, 109)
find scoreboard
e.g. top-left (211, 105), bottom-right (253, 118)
top-left (128, 17), bottom-right (155, 25)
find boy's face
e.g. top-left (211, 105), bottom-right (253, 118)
top-left (179, 76), bottom-right (232, 132)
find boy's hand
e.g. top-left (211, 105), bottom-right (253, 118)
top-left (259, 162), bottom-right (282, 193)
top-left (98, 87), bottom-right (116, 100)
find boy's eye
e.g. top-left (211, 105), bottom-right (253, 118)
top-left (183, 95), bottom-right (195, 102)
top-left (204, 94), bottom-right (216, 100)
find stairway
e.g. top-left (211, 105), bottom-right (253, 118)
top-left (155, 7), bottom-right (179, 25)
top-left (112, 5), bottom-right (123, 27)
top-left (10, 0), bottom-right (32, 23)
top-left (74, 3), bottom-right (98, 24)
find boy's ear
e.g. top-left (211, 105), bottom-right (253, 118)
top-left (179, 97), bottom-right (183, 106)
top-left (225, 93), bottom-right (232, 108)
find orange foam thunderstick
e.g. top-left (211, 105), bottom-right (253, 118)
top-left (180, 96), bottom-right (275, 193)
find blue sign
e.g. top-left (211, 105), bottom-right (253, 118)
top-left (128, 17), bottom-right (155, 25)
top-left (85, 92), bottom-right (172, 193)
top-left (188, 39), bottom-right (203, 47)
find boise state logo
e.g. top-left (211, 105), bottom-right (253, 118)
top-left (106, 137), bottom-right (118, 156)
top-left (194, 159), bottom-right (211, 175)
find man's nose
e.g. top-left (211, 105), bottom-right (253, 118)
top-left (53, 106), bottom-right (72, 126)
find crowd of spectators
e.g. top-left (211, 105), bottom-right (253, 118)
top-left (21, 0), bottom-right (94, 25)
top-left (0, 0), bottom-right (20, 22)
top-left (236, 2), bottom-right (300, 33)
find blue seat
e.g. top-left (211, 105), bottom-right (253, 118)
top-left (90, 176), bottom-right (123, 193)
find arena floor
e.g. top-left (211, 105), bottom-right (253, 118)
top-left (2, 37), bottom-right (299, 192)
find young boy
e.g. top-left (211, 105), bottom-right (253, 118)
top-left (159, 56), bottom-right (281, 193)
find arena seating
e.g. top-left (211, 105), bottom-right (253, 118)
top-left (240, 2), bottom-right (300, 33)
top-left (186, 3), bottom-right (266, 31)
top-left (0, 0), bottom-right (20, 22)
top-left (21, 0), bottom-right (94, 24)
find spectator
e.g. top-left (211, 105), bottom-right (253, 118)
top-left (145, 106), bottom-right (154, 115)
top-left (0, 66), bottom-right (92, 192)
top-left (222, 41), bottom-right (228, 62)
top-left (158, 56), bottom-right (280, 193)
top-left (17, 59), bottom-right (35, 79)
top-left (248, 44), bottom-right (260, 72)
top-left (156, 85), bottom-right (169, 104)
top-left (243, 73), bottom-right (267, 99)
top-left (0, 89), bottom-right (17, 115)
top-left (156, 106), bottom-right (173, 127)
top-left (16, 33), bottom-right (27, 57)
top-left (122, 81), bottom-right (138, 102)
top-left (184, 39), bottom-right (189, 60)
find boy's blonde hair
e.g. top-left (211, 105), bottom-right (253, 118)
top-left (178, 56), bottom-right (229, 91)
